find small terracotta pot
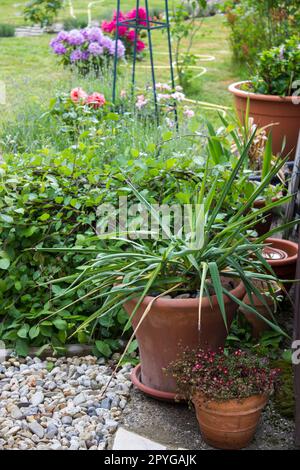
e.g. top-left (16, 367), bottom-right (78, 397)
top-left (229, 81), bottom-right (300, 159)
top-left (193, 392), bottom-right (268, 449)
top-left (124, 280), bottom-right (245, 395)
top-left (263, 238), bottom-right (298, 288)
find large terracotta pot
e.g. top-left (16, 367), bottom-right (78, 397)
top-left (193, 392), bottom-right (268, 449)
top-left (124, 280), bottom-right (245, 396)
top-left (229, 81), bottom-right (300, 159)
top-left (263, 238), bottom-right (298, 286)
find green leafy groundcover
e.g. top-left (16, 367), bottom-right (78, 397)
top-left (0, 153), bottom-right (132, 357)
top-left (0, 145), bottom-right (197, 356)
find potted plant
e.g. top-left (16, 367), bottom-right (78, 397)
top-left (208, 117), bottom-right (284, 236)
top-left (166, 348), bottom-right (280, 449)
top-left (51, 134), bottom-right (289, 400)
top-left (229, 36), bottom-right (300, 158)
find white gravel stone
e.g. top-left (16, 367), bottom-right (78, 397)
top-left (0, 355), bottom-right (132, 450)
top-left (31, 392), bottom-right (44, 406)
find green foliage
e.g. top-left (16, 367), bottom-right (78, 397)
top-left (224, 0), bottom-right (300, 67)
top-left (250, 36), bottom-right (300, 96)
top-left (272, 359), bottom-right (294, 418)
top-left (63, 16), bottom-right (88, 31)
top-left (169, 1), bottom-right (207, 92)
top-left (0, 23), bottom-right (15, 37)
top-left (0, 155), bottom-right (132, 356)
top-left (226, 314), bottom-right (285, 359)
top-left (24, 0), bottom-right (63, 28)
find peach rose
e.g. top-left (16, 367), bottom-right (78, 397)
top-left (70, 87), bottom-right (88, 103)
top-left (86, 92), bottom-right (106, 109)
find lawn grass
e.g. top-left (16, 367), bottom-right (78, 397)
top-left (0, 10), bottom-right (246, 129)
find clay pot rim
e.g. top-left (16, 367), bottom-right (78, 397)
top-left (229, 81), bottom-right (295, 103)
top-left (127, 279), bottom-right (245, 309)
top-left (264, 237), bottom-right (298, 266)
top-left (131, 364), bottom-right (179, 402)
top-left (253, 195), bottom-right (280, 208)
top-left (193, 391), bottom-right (269, 409)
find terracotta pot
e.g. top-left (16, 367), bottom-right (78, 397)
top-left (124, 280), bottom-right (245, 395)
top-left (263, 238), bottom-right (298, 287)
top-left (229, 81), bottom-right (300, 159)
top-left (193, 391), bottom-right (268, 449)
top-left (239, 280), bottom-right (281, 338)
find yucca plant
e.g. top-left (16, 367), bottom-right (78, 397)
top-left (41, 129), bottom-right (297, 348)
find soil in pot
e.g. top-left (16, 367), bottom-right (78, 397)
top-left (229, 81), bottom-right (300, 159)
top-left (124, 279), bottom-right (245, 397)
top-left (193, 392), bottom-right (268, 450)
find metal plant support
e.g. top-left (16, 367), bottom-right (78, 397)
top-left (112, 0), bottom-right (177, 126)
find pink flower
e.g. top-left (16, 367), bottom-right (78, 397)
top-left (126, 7), bottom-right (149, 26)
top-left (70, 87), bottom-right (88, 103)
top-left (137, 40), bottom-right (145, 52)
top-left (120, 89), bottom-right (127, 99)
top-left (102, 11), bottom-right (128, 36)
top-left (183, 107), bottom-right (195, 118)
top-left (86, 92), bottom-right (106, 109)
top-left (126, 29), bottom-right (137, 43)
top-left (136, 94), bottom-right (148, 109)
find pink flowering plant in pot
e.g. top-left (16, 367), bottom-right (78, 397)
top-left (50, 27), bottom-right (125, 76)
top-left (166, 348), bottom-right (280, 449)
top-left (48, 87), bottom-right (113, 139)
top-left (102, 8), bottom-right (148, 59)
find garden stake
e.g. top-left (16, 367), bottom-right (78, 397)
top-left (112, 0), bottom-right (178, 128)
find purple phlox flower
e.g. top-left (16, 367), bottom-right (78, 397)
top-left (101, 36), bottom-right (114, 51)
top-left (67, 30), bottom-right (85, 46)
top-left (108, 39), bottom-right (125, 58)
top-left (86, 27), bottom-right (104, 43)
top-left (88, 42), bottom-right (104, 56)
top-left (70, 49), bottom-right (84, 62)
top-left (56, 31), bottom-right (69, 42)
top-left (50, 37), bottom-right (59, 48)
top-left (52, 42), bottom-right (67, 55)
top-left (81, 50), bottom-right (90, 60)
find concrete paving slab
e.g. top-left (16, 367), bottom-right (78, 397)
top-left (113, 427), bottom-right (166, 450)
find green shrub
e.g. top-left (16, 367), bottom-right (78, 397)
top-left (0, 24), bottom-right (15, 37)
top-left (249, 36), bottom-right (300, 96)
top-left (24, 0), bottom-right (63, 27)
top-left (224, 0), bottom-right (300, 66)
top-left (63, 16), bottom-right (88, 31)
top-left (0, 153), bottom-right (131, 357)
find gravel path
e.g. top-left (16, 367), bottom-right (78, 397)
top-left (0, 355), bottom-right (132, 450)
